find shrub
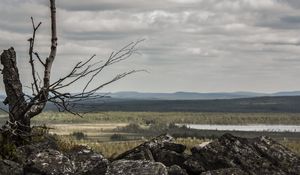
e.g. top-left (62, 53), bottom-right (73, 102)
top-left (110, 134), bottom-right (127, 141)
top-left (71, 132), bottom-right (86, 140)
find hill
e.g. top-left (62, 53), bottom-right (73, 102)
top-left (44, 96), bottom-right (300, 113)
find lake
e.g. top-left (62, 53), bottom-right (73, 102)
top-left (177, 124), bottom-right (300, 132)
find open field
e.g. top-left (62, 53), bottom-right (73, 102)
top-left (31, 111), bottom-right (300, 125)
top-left (2, 111), bottom-right (300, 156)
top-left (28, 111), bottom-right (300, 157)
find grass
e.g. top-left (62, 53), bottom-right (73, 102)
top-left (3, 111), bottom-right (297, 157)
top-left (56, 135), bottom-right (209, 158)
top-left (55, 135), bottom-right (300, 159)
top-left (33, 111), bottom-right (300, 125)
top-left (280, 139), bottom-right (300, 155)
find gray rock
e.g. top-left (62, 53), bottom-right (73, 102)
top-left (115, 146), bottom-right (155, 161)
top-left (200, 168), bottom-right (248, 175)
top-left (163, 142), bottom-right (186, 153)
top-left (25, 149), bottom-right (76, 175)
top-left (168, 165), bottom-right (188, 175)
top-left (152, 148), bottom-right (188, 167)
top-left (106, 160), bottom-right (168, 175)
top-left (67, 146), bottom-right (109, 175)
top-left (17, 139), bottom-right (59, 165)
top-left (189, 133), bottom-right (300, 175)
top-left (183, 157), bottom-right (206, 174)
top-left (114, 134), bottom-right (174, 161)
top-left (0, 159), bottom-right (23, 175)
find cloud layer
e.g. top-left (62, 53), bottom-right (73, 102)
top-left (0, 0), bottom-right (300, 93)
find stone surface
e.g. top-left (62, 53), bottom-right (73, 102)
top-left (67, 145), bottom-right (109, 175)
top-left (0, 159), bottom-right (23, 175)
top-left (17, 139), bottom-right (59, 164)
top-left (200, 168), bottom-right (248, 175)
top-left (168, 165), bottom-right (189, 175)
top-left (114, 134), bottom-right (174, 161)
top-left (183, 157), bottom-right (206, 174)
top-left (1, 133), bottom-right (299, 175)
top-left (152, 148), bottom-right (188, 167)
top-left (24, 149), bottom-right (76, 175)
top-left (163, 142), bottom-right (186, 153)
top-left (188, 133), bottom-right (300, 175)
top-left (106, 160), bottom-right (168, 175)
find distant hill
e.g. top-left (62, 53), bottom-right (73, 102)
top-left (44, 96), bottom-right (300, 113)
top-left (1, 91), bottom-right (300, 113)
top-left (106, 91), bottom-right (300, 100)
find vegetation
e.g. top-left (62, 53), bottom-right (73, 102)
top-left (70, 131), bottom-right (86, 140)
top-left (44, 96), bottom-right (300, 113)
top-left (32, 111), bottom-right (300, 125)
top-left (54, 134), bottom-right (300, 159)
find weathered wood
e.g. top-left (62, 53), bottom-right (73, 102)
top-left (44, 0), bottom-right (57, 89)
top-left (0, 47), bottom-right (29, 132)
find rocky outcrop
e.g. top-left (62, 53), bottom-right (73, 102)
top-left (17, 141), bottom-right (109, 175)
top-left (186, 133), bottom-right (300, 175)
top-left (113, 133), bottom-right (299, 175)
top-left (106, 160), bottom-right (168, 175)
top-left (1, 133), bottom-right (299, 175)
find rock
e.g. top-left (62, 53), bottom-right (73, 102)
top-left (200, 168), bottom-right (248, 175)
top-left (252, 136), bottom-right (300, 174)
top-left (17, 139), bottom-right (59, 165)
top-left (25, 149), bottom-right (76, 175)
top-left (115, 146), bottom-right (155, 161)
top-left (188, 133), bottom-right (300, 175)
top-left (152, 148), bottom-right (188, 167)
top-left (67, 145), bottom-right (109, 175)
top-left (183, 157), bottom-right (206, 174)
top-left (0, 159), bottom-right (23, 175)
top-left (114, 134), bottom-right (174, 161)
top-left (163, 142), bottom-right (186, 153)
top-left (168, 165), bottom-right (188, 175)
top-left (106, 160), bottom-right (168, 175)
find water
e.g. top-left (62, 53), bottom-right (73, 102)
top-left (177, 124), bottom-right (300, 132)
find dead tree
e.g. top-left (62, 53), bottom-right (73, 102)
top-left (0, 0), bottom-right (142, 141)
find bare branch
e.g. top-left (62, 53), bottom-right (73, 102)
top-left (28, 17), bottom-right (42, 94)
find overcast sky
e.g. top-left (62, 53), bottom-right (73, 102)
top-left (0, 0), bottom-right (300, 93)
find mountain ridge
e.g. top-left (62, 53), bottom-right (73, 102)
top-left (105, 91), bottom-right (300, 100)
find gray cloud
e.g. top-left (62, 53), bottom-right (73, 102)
top-left (0, 0), bottom-right (300, 93)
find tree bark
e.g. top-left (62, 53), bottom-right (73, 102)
top-left (0, 47), bottom-right (30, 133)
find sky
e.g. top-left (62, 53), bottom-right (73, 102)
top-left (0, 0), bottom-right (300, 93)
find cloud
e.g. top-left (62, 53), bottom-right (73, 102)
top-left (0, 0), bottom-right (299, 93)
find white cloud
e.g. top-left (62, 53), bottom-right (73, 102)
top-left (0, 0), bottom-right (299, 93)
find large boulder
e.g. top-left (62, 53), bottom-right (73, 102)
top-left (106, 160), bottom-right (168, 175)
top-left (186, 133), bottom-right (300, 175)
top-left (67, 145), bottom-right (109, 175)
top-left (0, 159), bottom-right (23, 175)
top-left (114, 134), bottom-right (188, 167)
top-left (24, 149), bottom-right (76, 175)
top-left (114, 134), bottom-right (175, 161)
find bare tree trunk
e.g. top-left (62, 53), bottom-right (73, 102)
top-left (0, 47), bottom-right (30, 134)
top-left (44, 0), bottom-right (57, 89)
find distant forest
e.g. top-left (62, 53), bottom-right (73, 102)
top-left (45, 96), bottom-right (300, 113)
